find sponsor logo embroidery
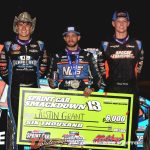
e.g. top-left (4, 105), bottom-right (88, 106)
top-left (110, 45), bottom-right (120, 48)
top-left (111, 50), bottom-right (135, 59)
top-left (30, 44), bottom-right (37, 48)
top-left (29, 49), bottom-right (38, 53)
top-left (11, 44), bottom-right (21, 51)
top-left (63, 66), bottom-right (84, 76)
top-left (126, 44), bottom-right (135, 48)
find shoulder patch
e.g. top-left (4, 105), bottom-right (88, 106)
top-left (136, 40), bottom-right (142, 50)
top-left (4, 41), bottom-right (12, 52)
top-left (102, 41), bottom-right (109, 51)
top-left (37, 40), bottom-right (44, 51)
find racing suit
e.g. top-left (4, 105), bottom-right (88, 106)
top-left (0, 38), bottom-right (48, 149)
top-left (97, 36), bottom-right (144, 149)
top-left (0, 38), bottom-right (48, 124)
top-left (47, 47), bottom-right (101, 150)
top-left (48, 47), bottom-right (101, 92)
top-left (97, 36), bottom-right (144, 94)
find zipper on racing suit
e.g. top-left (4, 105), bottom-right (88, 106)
top-left (25, 45), bottom-right (27, 70)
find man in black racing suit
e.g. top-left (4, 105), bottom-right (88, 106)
top-left (48, 26), bottom-right (101, 95)
top-left (0, 12), bottom-right (48, 150)
top-left (97, 10), bottom-right (144, 150)
top-left (47, 26), bottom-right (101, 150)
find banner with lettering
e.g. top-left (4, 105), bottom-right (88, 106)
top-left (17, 88), bottom-right (133, 149)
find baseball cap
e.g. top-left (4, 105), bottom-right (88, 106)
top-left (62, 26), bottom-right (80, 36)
top-left (112, 10), bottom-right (130, 21)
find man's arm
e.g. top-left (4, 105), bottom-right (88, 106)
top-left (83, 51), bottom-right (101, 97)
top-left (38, 41), bottom-right (49, 77)
top-left (0, 44), bottom-right (9, 84)
top-left (46, 53), bottom-right (58, 89)
top-left (136, 40), bottom-right (144, 79)
top-left (89, 52), bottom-right (102, 91)
top-left (97, 43), bottom-right (107, 90)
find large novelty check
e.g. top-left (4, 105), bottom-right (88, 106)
top-left (17, 88), bottom-right (133, 150)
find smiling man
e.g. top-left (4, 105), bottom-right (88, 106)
top-left (97, 10), bottom-right (144, 150)
top-left (0, 11), bottom-right (48, 150)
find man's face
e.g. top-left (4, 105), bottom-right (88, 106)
top-left (112, 17), bottom-right (130, 33)
top-left (16, 22), bottom-right (32, 39)
top-left (64, 32), bottom-right (81, 47)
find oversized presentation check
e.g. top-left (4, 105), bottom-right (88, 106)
top-left (17, 88), bottom-right (133, 150)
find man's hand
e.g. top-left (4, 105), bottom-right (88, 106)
top-left (48, 78), bottom-right (56, 89)
top-left (83, 87), bottom-right (94, 97)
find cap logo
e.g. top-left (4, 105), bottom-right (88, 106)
top-left (63, 26), bottom-right (80, 36)
top-left (67, 27), bottom-right (75, 31)
top-left (117, 12), bottom-right (127, 17)
top-left (112, 11), bottom-right (130, 21)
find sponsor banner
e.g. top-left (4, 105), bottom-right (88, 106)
top-left (17, 88), bottom-right (133, 149)
top-left (0, 109), bottom-right (7, 149)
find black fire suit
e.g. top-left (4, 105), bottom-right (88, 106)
top-left (48, 48), bottom-right (101, 91)
top-left (97, 36), bottom-right (144, 149)
top-left (0, 38), bottom-right (48, 126)
top-left (97, 37), bottom-right (144, 93)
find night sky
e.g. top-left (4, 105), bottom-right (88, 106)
top-left (0, 0), bottom-right (150, 82)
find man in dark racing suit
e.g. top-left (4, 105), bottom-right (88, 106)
top-left (97, 10), bottom-right (144, 150)
top-left (47, 26), bottom-right (101, 150)
top-left (0, 12), bottom-right (48, 150)
top-left (48, 26), bottom-right (101, 95)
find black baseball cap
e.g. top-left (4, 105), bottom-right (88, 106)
top-left (62, 26), bottom-right (80, 36)
top-left (112, 10), bottom-right (130, 21)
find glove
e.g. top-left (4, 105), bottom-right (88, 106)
top-left (98, 89), bottom-right (104, 93)
top-left (48, 78), bottom-right (58, 89)
top-left (84, 87), bottom-right (94, 97)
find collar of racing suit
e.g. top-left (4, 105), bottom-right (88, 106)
top-left (65, 47), bottom-right (81, 55)
top-left (16, 36), bottom-right (32, 45)
top-left (114, 35), bottom-right (129, 44)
